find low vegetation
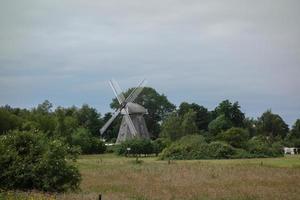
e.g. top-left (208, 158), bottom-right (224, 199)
top-left (160, 134), bottom-right (283, 160)
top-left (0, 130), bottom-right (81, 192)
top-left (1, 87), bottom-right (300, 195)
top-left (1, 154), bottom-right (300, 200)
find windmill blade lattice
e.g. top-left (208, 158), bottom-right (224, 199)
top-left (100, 79), bottom-right (149, 143)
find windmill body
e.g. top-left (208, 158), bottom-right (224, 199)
top-left (100, 79), bottom-right (150, 143)
top-left (117, 102), bottom-right (150, 143)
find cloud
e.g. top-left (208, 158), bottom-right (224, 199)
top-left (0, 0), bottom-right (299, 125)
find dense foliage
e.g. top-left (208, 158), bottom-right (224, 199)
top-left (0, 130), bottom-right (81, 192)
top-left (160, 135), bottom-right (283, 160)
top-left (159, 99), bottom-right (296, 160)
top-left (1, 88), bottom-right (298, 193)
top-left (0, 90), bottom-right (298, 164)
top-left (160, 135), bottom-right (237, 160)
top-left (0, 102), bottom-right (106, 154)
top-left (116, 138), bottom-right (170, 156)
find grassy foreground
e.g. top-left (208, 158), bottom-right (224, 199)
top-left (2, 154), bottom-right (300, 200)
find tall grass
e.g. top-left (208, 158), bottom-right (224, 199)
top-left (2, 155), bottom-right (300, 200)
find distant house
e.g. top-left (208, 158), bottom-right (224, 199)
top-left (283, 147), bottom-right (299, 155)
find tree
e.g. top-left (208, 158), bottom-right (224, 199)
top-left (208, 114), bottom-right (233, 136)
top-left (257, 110), bottom-right (289, 139)
top-left (110, 87), bottom-right (176, 138)
top-left (178, 102), bottom-right (211, 130)
top-left (76, 104), bottom-right (103, 137)
top-left (213, 100), bottom-right (245, 127)
top-left (217, 127), bottom-right (249, 148)
top-left (291, 119), bottom-right (300, 138)
top-left (181, 109), bottom-right (199, 136)
top-left (36, 100), bottom-right (53, 114)
top-left (0, 108), bottom-right (23, 134)
top-left (160, 113), bottom-right (182, 141)
top-left (244, 117), bottom-right (258, 137)
top-left (54, 107), bottom-right (71, 141)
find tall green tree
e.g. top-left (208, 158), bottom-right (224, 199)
top-left (160, 113), bottom-right (182, 141)
top-left (178, 102), bottom-right (211, 130)
top-left (110, 87), bottom-right (175, 138)
top-left (181, 109), bottom-right (199, 136)
top-left (217, 127), bottom-right (249, 148)
top-left (257, 110), bottom-right (289, 139)
top-left (76, 104), bottom-right (103, 137)
top-left (213, 100), bottom-right (245, 127)
top-left (208, 114), bottom-right (233, 136)
top-left (36, 100), bottom-right (53, 114)
top-left (0, 108), bottom-right (23, 134)
top-left (290, 119), bottom-right (300, 138)
top-left (244, 117), bottom-right (258, 137)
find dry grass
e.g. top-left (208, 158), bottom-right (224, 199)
top-left (3, 155), bottom-right (300, 200)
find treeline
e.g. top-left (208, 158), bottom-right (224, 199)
top-left (0, 101), bottom-right (107, 192)
top-left (152, 100), bottom-right (299, 159)
top-left (161, 100), bottom-right (300, 144)
top-left (113, 100), bottom-right (300, 160)
top-left (0, 100), bottom-right (106, 154)
top-left (1, 87), bottom-right (300, 192)
top-left (1, 89), bottom-right (300, 152)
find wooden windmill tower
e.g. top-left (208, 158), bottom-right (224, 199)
top-left (100, 79), bottom-right (150, 143)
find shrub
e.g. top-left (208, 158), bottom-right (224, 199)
top-left (207, 141), bottom-right (236, 159)
top-left (105, 144), bottom-right (119, 153)
top-left (231, 148), bottom-right (255, 159)
top-left (160, 135), bottom-right (210, 160)
top-left (217, 127), bottom-right (249, 148)
top-left (246, 136), bottom-right (283, 157)
top-left (152, 138), bottom-right (171, 156)
top-left (71, 128), bottom-right (106, 154)
top-left (89, 137), bottom-right (106, 154)
top-left (117, 139), bottom-right (154, 156)
top-left (0, 130), bottom-right (81, 192)
top-left (208, 114), bottom-right (232, 135)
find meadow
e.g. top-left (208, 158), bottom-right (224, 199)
top-left (2, 154), bottom-right (300, 200)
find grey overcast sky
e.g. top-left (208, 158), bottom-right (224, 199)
top-left (0, 0), bottom-right (299, 125)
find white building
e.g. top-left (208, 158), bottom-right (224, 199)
top-left (283, 147), bottom-right (299, 155)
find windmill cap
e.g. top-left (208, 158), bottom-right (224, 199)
top-left (121, 102), bottom-right (147, 114)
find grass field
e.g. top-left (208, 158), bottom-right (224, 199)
top-left (3, 154), bottom-right (300, 200)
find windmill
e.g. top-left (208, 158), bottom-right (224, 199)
top-left (100, 79), bottom-right (150, 143)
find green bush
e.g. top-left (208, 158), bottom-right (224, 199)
top-left (152, 138), bottom-right (171, 156)
top-left (105, 144), bottom-right (119, 153)
top-left (117, 139), bottom-right (154, 156)
top-left (246, 136), bottom-right (283, 157)
top-left (231, 148), bottom-right (254, 159)
top-left (160, 135), bottom-right (211, 160)
top-left (207, 141), bottom-right (236, 159)
top-left (160, 137), bottom-right (235, 160)
top-left (0, 130), bottom-right (81, 192)
top-left (71, 128), bottom-right (106, 154)
top-left (160, 134), bottom-right (284, 160)
top-left (208, 114), bottom-right (232, 135)
top-left (216, 127), bottom-right (249, 148)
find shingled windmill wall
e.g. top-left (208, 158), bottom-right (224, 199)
top-left (116, 114), bottom-right (150, 143)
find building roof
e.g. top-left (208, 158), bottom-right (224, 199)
top-left (121, 102), bottom-right (147, 114)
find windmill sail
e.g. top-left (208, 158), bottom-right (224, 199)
top-left (100, 79), bottom-right (149, 143)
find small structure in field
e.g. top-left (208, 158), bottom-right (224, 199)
top-left (283, 147), bottom-right (299, 155)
